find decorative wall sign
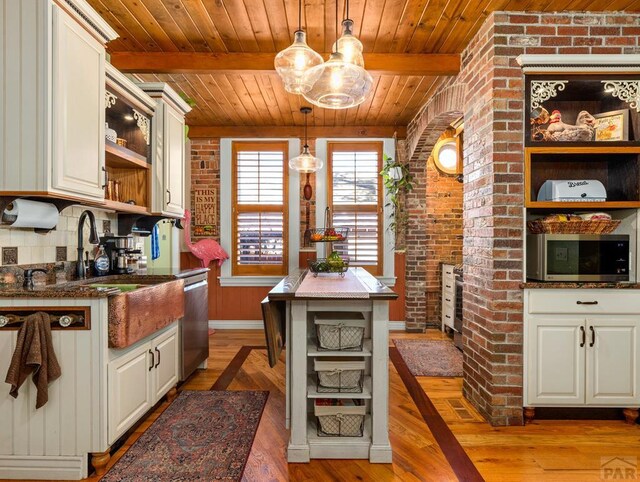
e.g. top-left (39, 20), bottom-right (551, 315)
top-left (602, 80), bottom-right (640, 113)
top-left (594, 109), bottom-right (629, 141)
top-left (193, 188), bottom-right (218, 237)
top-left (530, 80), bottom-right (568, 109)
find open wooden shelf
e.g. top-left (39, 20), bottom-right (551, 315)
top-left (105, 140), bottom-right (149, 170)
top-left (103, 199), bottom-right (149, 214)
top-left (525, 147), bottom-right (640, 208)
top-left (527, 146), bottom-right (640, 155)
top-left (525, 201), bottom-right (640, 209)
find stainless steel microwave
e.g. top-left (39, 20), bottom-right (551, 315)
top-left (526, 234), bottom-right (630, 282)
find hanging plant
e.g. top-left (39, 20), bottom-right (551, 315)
top-left (380, 154), bottom-right (414, 248)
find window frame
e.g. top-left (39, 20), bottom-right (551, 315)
top-left (327, 141), bottom-right (384, 276)
top-left (231, 141), bottom-right (289, 277)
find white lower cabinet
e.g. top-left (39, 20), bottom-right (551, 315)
top-left (151, 327), bottom-right (180, 401)
top-left (527, 316), bottom-right (585, 405)
top-left (525, 290), bottom-right (640, 409)
top-left (108, 325), bottom-right (179, 444)
top-left (586, 318), bottom-right (638, 405)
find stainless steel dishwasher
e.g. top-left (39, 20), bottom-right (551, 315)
top-left (180, 271), bottom-right (210, 381)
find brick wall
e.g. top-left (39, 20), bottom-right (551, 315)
top-left (425, 141), bottom-right (463, 326)
top-left (405, 82), bottom-right (465, 331)
top-left (406, 11), bottom-right (640, 425)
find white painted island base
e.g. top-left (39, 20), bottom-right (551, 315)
top-left (285, 299), bottom-right (392, 463)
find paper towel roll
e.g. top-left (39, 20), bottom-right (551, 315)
top-left (2, 199), bottom-right (59, 229)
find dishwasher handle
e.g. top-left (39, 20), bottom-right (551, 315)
top-left (184, 280), bottom-right (208, 292)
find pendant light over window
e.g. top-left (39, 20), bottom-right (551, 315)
top-left (289, 107), bottom-right (323, 173)
top-left (302, 0), bottom-right (372, 109)
top-left (274, 0), bottom-right (323, 94)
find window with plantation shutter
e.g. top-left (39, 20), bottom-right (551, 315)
top-left (328, 142), bottom-right (383, 275)
top-left (232, 142), bottom-right (288, 276)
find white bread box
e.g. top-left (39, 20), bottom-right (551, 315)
top-left (537, 180), bottom-right (606, 202)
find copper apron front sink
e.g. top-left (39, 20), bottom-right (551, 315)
top-left (108, 279), bottom-right (185, 348)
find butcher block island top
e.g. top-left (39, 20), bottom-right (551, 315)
top-left (267, 268), bottom-right (398, 301)
top-left (266, 269), bottom-right (397, 464)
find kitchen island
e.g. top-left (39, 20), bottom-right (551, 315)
top-left (265, 268), bottom-right (398, 463)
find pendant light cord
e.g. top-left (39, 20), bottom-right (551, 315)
top-left (298, 0), bottom-right (302, 31)
top-left (304, 109), bottom-right (309, 149)
top-left (335, 0), bottom-right (339, 50)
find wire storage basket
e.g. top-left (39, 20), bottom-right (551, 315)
top-left (314, 312), bottom-right (366, 351)
top-left (308, 256), bottom-right (350, 277)
top-left (315, 359), bottom-right (365, 393)
top-left (315, 399), bottom-right (366, 437)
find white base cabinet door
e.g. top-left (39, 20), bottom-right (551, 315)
top-left (527, 316), bottom-right (585, 405)
top-left (108, 343), bottom-right (153, 444)
top-left (151, 327), bottom-right (179, 401)
top-left (586, 318), bottom-right (639, 405)
top-left (108, 325), bottom-right (179, 444)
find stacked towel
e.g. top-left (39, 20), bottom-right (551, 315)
top-left (5, 312), bottom-right (62, 409)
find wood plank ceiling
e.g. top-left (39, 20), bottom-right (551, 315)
top-left (89, 0), bottom-right (640, 131)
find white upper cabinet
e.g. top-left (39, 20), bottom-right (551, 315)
top-left (136, 83), bottom-right (192, 217)
top-left (0, 0), bottom-right (117, 201)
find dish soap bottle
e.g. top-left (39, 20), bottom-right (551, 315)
top-left (94, 246), bottom-right (110, 276)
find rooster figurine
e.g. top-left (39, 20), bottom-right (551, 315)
top-left (546, 109), bottom-right (595, 141)
top-left (182, 209), bottom-right (229, 268)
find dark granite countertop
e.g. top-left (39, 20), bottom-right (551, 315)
top-left (521, 282), bottom-right (640, 289)
top-left (0, 267), bottom-right (208, 298)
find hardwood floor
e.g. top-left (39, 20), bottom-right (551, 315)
top-left (8, 329), bottom-right (640, 482)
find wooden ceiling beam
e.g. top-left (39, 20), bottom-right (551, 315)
top-left (188, 125), bottom-right (407, 139)
top-left (110, 52), bottom-right (460, 76)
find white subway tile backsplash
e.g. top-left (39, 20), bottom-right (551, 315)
top-left (0, 210), bottom-right (117, 266)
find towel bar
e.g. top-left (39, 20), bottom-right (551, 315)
top-left (0, 307), bottom-right (91, 330)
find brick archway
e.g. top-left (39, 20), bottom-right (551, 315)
top-left (404, 82), bottom-right (466, 331)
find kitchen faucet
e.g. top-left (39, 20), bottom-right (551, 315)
top-left (76, 210), bottom-right (100, 279)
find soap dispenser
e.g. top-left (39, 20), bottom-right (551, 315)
top-left (94, 246), bottom-right (110, 276)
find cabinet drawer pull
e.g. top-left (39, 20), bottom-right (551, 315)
top-left (148, 349), bottom-right (154, 371)
top-left (166, 189), bottom-right (172, 204)
top-left (579, 326), bottom-right (585, 347)
top-left (576, 301), bottom-right (598, 305)
top-left (155, 347), bottom-right (161, 368)
top-left (445, 284), bottom-right (452, 289)
top-left (445, 315), bottom-right (451, 319)
top-left (445, 298), bottom-right (451, 302)
top-left (589, 326), bottom-right (595, 347)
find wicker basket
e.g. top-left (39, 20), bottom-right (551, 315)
top-left (315, 400), bottom-right (366, 437)
top-left (527, 219), bottom-right (621, 235)
top-left (315, 313), bottom-right (367, 351)
top-left (315, 359), bottom-right (365, 393)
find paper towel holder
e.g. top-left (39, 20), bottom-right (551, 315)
top-left (0, 196), bottom-right (74, 234)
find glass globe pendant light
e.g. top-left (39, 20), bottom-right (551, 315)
top-left (274, 0), bottom-right (323, 94)
top-left (333, 18), bottom-right (365, 67)
top-left (302, 0), bottom-right (373, 109)
top-left (289, 107), bottom-right (324, 173)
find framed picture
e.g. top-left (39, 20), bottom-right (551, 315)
top-left (594, 109), bottom-right (629, 142)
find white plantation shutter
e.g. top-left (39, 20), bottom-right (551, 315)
top-left (328, 143), bottom-right (383, 275)
top-left (232, 142), bottom-right (288, 276)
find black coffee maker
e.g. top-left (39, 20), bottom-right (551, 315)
top-left (99, 235), bottom-right (140, 274)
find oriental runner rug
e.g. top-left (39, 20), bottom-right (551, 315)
top-left (393, 339), bottom-right (463, 377)
top-left (101, 390), bottom-right (268, 481)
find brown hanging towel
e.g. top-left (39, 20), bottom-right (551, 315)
top-left (5, 312), bottom-right (62, 409)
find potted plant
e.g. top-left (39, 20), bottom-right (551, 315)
top-left (380, 154), bottom-right (414, 250)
